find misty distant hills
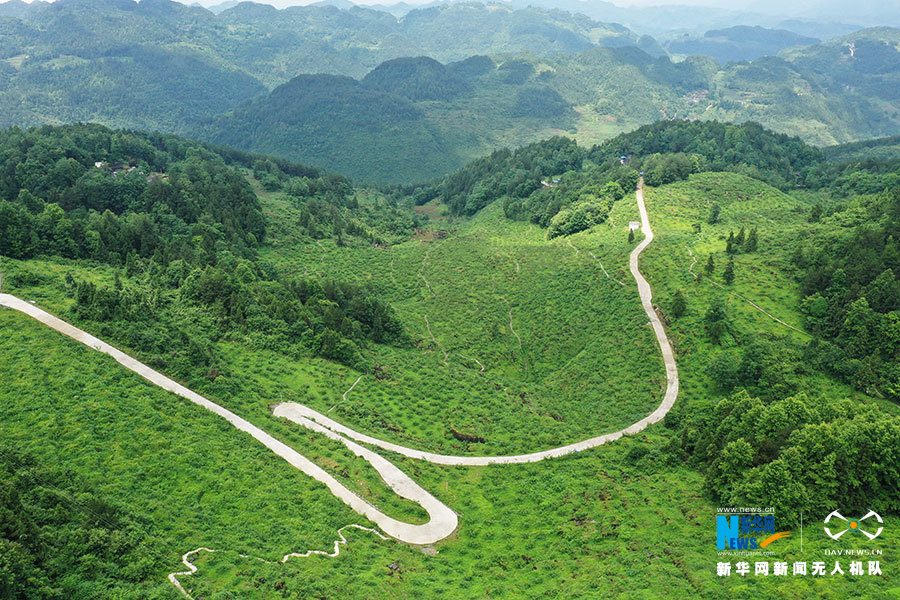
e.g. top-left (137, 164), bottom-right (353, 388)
top-left (665, 26), bottom-right (820, 63)
top-left (0, 0), bottom-right (667, 130)
top-left (1, 0), bottom-right (899, 183)
top-left (747, 0), bottom-right (900, 27)
top-left (195, 31), bottom-right (900, 183)
top-left (351, 0), bottom-right (869, 40)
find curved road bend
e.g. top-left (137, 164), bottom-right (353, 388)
top-left (274, 179), bottom-right (680, 465)
top-left (0, 179), bottom-right (677, 545)
top-left (0, 292), bottom-right (458, 546)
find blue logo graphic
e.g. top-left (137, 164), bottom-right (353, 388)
top-left (717, 514), bottom-right (789, 550)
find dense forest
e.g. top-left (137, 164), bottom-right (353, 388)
top-left (0, 445), bottom-right (170, 598)
top-left (408, 136), bottom-right (586, 216)
top-left (667, 390), bottom-right (900, 525)
top-left (795, 184), bottom-right (900, 399)
top-left (590, 120), bottom-right (825, 189)
top-left (405, 121), bottom-right (826, 236)
top-left (2, 0), bottom-right (899, 183)
top-left (0, 124), bottom-right (266, 264)
top-left (824, 135), bottom-right (900, 163)
top-left (0, 124), bottom-right (409, 375)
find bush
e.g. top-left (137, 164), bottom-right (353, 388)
top-left (547, 200), bottom-right (607, 239)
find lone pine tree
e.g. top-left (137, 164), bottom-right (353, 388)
top-left (723, 257), bottom-right (735, 284)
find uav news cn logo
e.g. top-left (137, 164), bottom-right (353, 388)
top-left (824, 510), bottom-right (884, 542)
top-left (716, 510), bottom-right (791, 551)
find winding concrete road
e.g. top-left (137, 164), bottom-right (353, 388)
top-left (274, 179), bottom-right (679, 465)
top-left (0, 292), bottom-right (458, 546)
top-left (0, 179), bottom-right (678, 547)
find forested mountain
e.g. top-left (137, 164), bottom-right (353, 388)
top-left (665, 25), bottom-right (819, 63)
top-left (195, 28), bottom-right (900, 183)
top-left (0, 0), bottom-right (659, 133)
top-left (194, 55), bottom-right (578, 183)
top-left (365, 0), bottom-right (865, 40)
top-left (0, 1), bottom-right (267, 132)
top-left (781, 27), bottom-right (900, 119)
top-left (825, 135), bottom-right (900, 162)
top-left (1, 0), bottom-right (899, 182)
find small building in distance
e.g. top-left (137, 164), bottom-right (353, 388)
top-left (628, 221), bottom-right (641, 231)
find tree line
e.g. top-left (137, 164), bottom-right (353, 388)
top-left (0, 124), bottom-right (411, 374)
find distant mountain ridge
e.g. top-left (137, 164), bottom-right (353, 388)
top-left (665, 25), bottom-right (820, 63)
top-left (195, 31), bottom-right (900, 183)
top-left (1, 0), bottom-right (899, 183)
top-left (0, 0), bottom-right (663, 133)
top-left (314, 0), bottom-right (870, 39)
top-left (1, 0), bottom-right (662, 81)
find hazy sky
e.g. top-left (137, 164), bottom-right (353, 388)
top-left (590, 0), bottom-right (752, 6)
top-left (14, 0), bottom-right (750, 6)
top-left (17, 0), bottom-right (896, 24)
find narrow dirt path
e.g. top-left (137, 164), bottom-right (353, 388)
top-left (500, 297), bottom-right (527, 374)
top-left (709, 281), bottom-right (810, 336)
top-left (687, 244), bottom-right (806, 335)
top-left (389, 255), bottom-right (399, 289)
top-left (568, 238), bottom-right (625, 287)
top-left (587, 249), bottom-right (626, 287)
top-left (329, 374), bottom-right (364, 413)
top-left (458, 353), bottom-right (486, 372)
top-left (170, 525), bottom-right (389, 599)
top-left (417, 246), bottom-right (436, 298)
top-left (423, 314), bottom-right (449, 366)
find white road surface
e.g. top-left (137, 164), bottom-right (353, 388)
top-left (0, 179), bottom-right (677, 547)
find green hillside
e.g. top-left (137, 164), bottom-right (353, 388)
top-left (782, 27), bottom-right (900, 112)
top-left (825, 135), bottom-right (900, 162)
top-left (1, 121), bottom-right (899, 598)
top-left (194, 55), bottom-right (580, 183)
